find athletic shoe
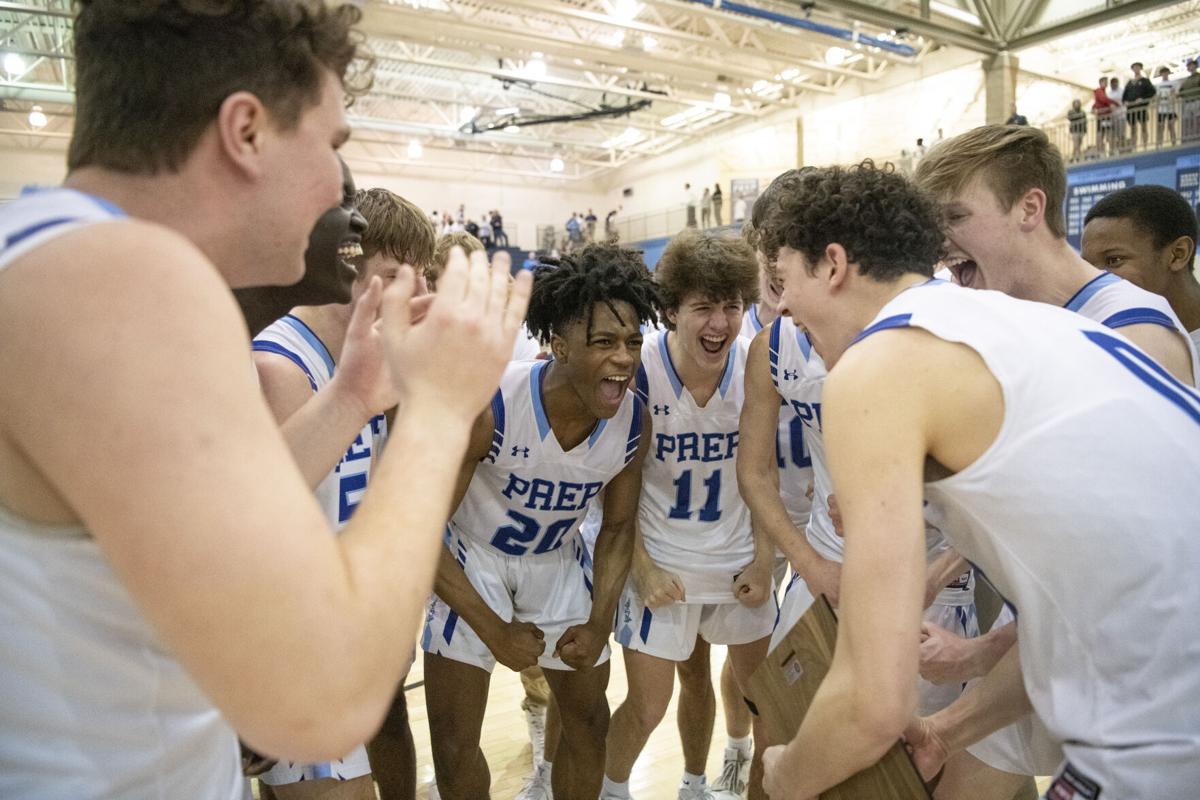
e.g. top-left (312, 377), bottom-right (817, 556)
top-left (678, 778), bottom-right (716, 800)
top-left (710, 746), bottom-right (750, 799)
top-left (522, 700), bottom-right (547, 766)
top-left (515, 769), bottom-right (553, 800)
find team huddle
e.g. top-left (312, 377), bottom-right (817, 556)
top-left (1, 4), bottom-right (1199, 800)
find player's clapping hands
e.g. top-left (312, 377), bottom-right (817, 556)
top-left (379, 246), bottom-right (531, 419)
top-left (633, 556), bottom-right (686, 608)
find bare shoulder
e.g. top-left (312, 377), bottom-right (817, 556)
top-left (1117, 322), bottom-right (1195, 386)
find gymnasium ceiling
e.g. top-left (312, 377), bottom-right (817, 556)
top-left (0, 0), bottom-right (1195, 182)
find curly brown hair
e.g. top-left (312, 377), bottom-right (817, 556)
top-left (69, 0), bottom-right (371, 174)
top-left (655, 229), bottom-right (759, 326)
top-left (754, 161), bottom-right (943, 280)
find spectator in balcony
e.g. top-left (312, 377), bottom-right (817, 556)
top-left (1156, 65), bottom-right (1179, 148)
top-left (701, 186), bottom-right (711, 227)
top-left (1182, 59), bottom-right (1200, 143)
top-left (685, 182), bottom-right (697, 227)
top-left (1122, 62), bottom-right (1156, 149)
top-left (1182, 58), bottom-right (1200, 97)
top-left (711, 183), bottom-right (723, 226)
top-left (491, 209), bottom-right (509, 247)
top-left (1093, 76), bottom-right (1116, 154)
top-left (584, 209), bottom-right (598, 241)
top-left (1067, 99), bottom-right (1087, 162)
top-left (1005, 104), bottom-right (1028, 125)
top-left (605, 207), bottom-right (620, 241)
top-left (1108, 76), bottom-right (1127, 150)
top-left (477, 215), bottom-right (493, 248)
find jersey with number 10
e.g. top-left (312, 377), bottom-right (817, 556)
top-left (450, 359), bottom-right (643, 557)
top-left (636, 330), bottom-right (752, 602)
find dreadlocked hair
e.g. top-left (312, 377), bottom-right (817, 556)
top-left (526, 243), bottom-right (662, 345)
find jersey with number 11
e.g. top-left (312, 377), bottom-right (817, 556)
top-left (636, 330), bottom-right (752, 602)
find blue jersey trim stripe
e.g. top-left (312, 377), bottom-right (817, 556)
top-left (4, 217), bottom-right (80, 250)
top-left (1101, 307), bottom-right (1176, 330)
top-left (768, 318), bottom-right (783, 388)
top-left (588, 417), bottom-right (609, 448)
top-left (850, 313), bottom-right (913, 346)
top-left (1064, 272), bottom-right (1119, 312)
top-left (634, 364), bottom-right (650, 403)
top-left (748, 304), bottom-right (763, 333)
top-left (797, 328), bottom-right (812, 360)
top-left (487, 390), bottom-right (506, 463)
top-left (281, 315), bottom-right (335, 377)
top-left (530, 360), bottom-right (552, 440)
top-left (718, 345), bottom-right (737, 398)
top-left (251, 341), bottom-right (318, 391)
top-left (625, 396), bottom-right (643, 463)
top-left (658, 332), bottom-right (685, 399)
top-left (639, 607), bottom-right (653, 643)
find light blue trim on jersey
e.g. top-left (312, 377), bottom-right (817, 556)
top-left (624, 395), bottom-right (644, 464)
top-left (658, 332), bottom-right (685, 399)
top-left (588, 417), bottom-right (609, 447)
top-left (748, 304), bottom-right (763, 333)
top-left (849, 313), bottom-right (913, 346)
top-left (797, 328), bottom-right (812, 360)
top-left (250, 341), bottom-right (318, 391)
top-left (718, 344), bottom-right (737, 398)
top-left (530, 359), bottom-right (553, 440)
top-left (5, 217), bottom-right (80, 250)
top-left (280, 315), bottom-right (335, 377)
top-left (1101, 307), bottom-right (1176, 330)
top-left (1064, 272), bottom-right (1119, 313)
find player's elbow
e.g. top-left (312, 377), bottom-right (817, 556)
top-left (850, 681), bottom-right (916, 754)
top-left (238, 683), bottom-right (388, 764)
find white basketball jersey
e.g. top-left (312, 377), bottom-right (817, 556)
top-left (768, 315), bottom-right (971, 600)
top-left (745, 307), bottom-right (813, 527)
top-left (1066, 271), bottom-right (1200, 387)
top-left (767, 317), bottom-right (841, 560)
top-left (511, 324), bottom-right (542, 361)
top-left (856, 280), bottom-right (1200, 793)
top-left (451, 359), bottom-right (642, 556)
top-left (635, 330), bottom-right (753, 602)
top-left (253, 316), bottom-right (387, 529)
top-left (0, 188), bottom-right (243, 798)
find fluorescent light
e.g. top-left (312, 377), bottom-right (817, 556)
top-left (28, 105), bottom-right (46, 129)
top-left (496, 106), bottom-right (520, 116)
top-left (3, 53), bottom-right (24, 75)
top-left (642, 35), bottom-right (658, 51)
top-left (713, 91), bottom-right (731, 108)
top-left (825, 46), bottom-right (851, 66)
top-left (612, 0), bottom-right (640, 22)
top-left (407, 140), bottom-right (423, 159)
top-left (929, 0), bottom-right (981, 26)
top-left (459, 106), bottom-right (479, 126)
top-left (504, 124), bottom-right (520, 134)
top-left (522, 56), bottom-right (547, 79)
top-left (550, 156), bottom-right (565, 172)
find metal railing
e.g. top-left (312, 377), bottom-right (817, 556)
top-left (1041, 93), bottom-right (1200, 164)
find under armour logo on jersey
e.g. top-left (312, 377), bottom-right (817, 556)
top-left (511, 445), bottom-right (530, 458)
top-left (783, 369), bottom-right (799, 381)
top-left (653, 404), bottom-right (671, 415)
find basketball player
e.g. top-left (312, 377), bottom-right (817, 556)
top-left (753, 162), bottom-right (1200, 799)
top-left (601, 229), bottom-right (773, 800)
top-left (251, 185), bottom-right (435, 799)
top-left (707, 249), bottom-right (813, 800)
top-left (914, 126), bottom-right (1199, 795)
top-left (1082, 184), bottom-right (1200, 346)
top-left (0, 3), bottom-right (528, 796)
top-left (420, 245), bottom-right (660, 800)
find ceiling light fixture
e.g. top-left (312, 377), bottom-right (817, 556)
top-left (612, 0), bottom-right (640, 22)
top-left (407, 140), bottom-right (423, 159)
top-left (3, 52), bottom-right (25, 76)
top-left (28, 105), bottom-right (47, 129)
top-left (712, 91), bottom-right (731, 108)
top-left (550, 156), bottom-right (565, 172)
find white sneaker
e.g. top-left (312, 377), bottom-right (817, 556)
top-left (521, 700), bottom-right (547, 766)
top-left (678, 778), bottom-right (716, 800)
top-left (515, 769), bottom-right (553, 800)
top-left (710, 746), bottom-right (750, 799)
